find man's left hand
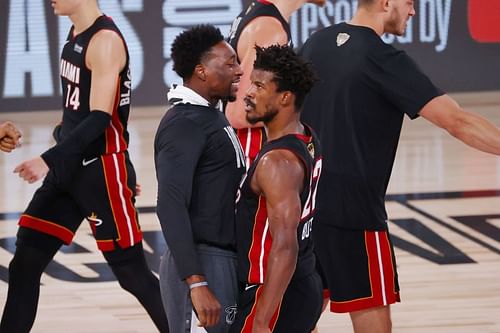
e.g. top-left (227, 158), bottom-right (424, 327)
top-left (14, 157), bottom-right (49, 183)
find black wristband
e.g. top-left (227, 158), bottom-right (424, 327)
top-left (42, 110), bottom-right (111, 168)
top-left (52, 123), bottom-right (63, 143)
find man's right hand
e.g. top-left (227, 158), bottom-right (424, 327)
top-left (0, 121), bottom-right (22, 152)
top-left (188, 279), bottom-right (221, 328)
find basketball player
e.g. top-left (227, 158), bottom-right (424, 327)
top-left (0, 121), bottom-right (22, 153)
top-left (154, 25), bottom-right (244, 332)
top-left (0, 1), bottom-right (169, 332)
top-left (229, 45), bottom-right (323, 333)
top-left (227, 0), bottom-right (326, 167)
top-left (300, 0), bottom-right (500, 332)
top-left (228, 4), bottom-right (330, 331)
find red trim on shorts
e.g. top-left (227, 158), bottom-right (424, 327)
top-left (96, 239), bottom-right (115, 252)
top-left (323, 289), bottom-right (330, 299)
top-left (19, 214), bottom-right (74, 245)
top-left (330, 231), bottom-right (400, 313)
top-left (240, 286), bottom-right (282, 332)
top-left (102, 153), bottom-right (142, 250)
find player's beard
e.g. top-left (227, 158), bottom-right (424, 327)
top-left (246, 105), bottom-right (278, 125)
top-left (225, 94), bottom-right (237, 103)
top-left (217, 87), bottom-right (237, 103)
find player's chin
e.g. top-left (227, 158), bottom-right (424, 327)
top-left (230, 84), bottom-right (239, 96)
top-left (225, 94), bottom-right (237, 103)
top-left (53, 8), bottom-right (67, 16)
top-left (245, 114), bottom-right (259, 125)
top-left (398, 23), bottom-right (409, 36)
top-left (225, 88), bottom-right (238, 102)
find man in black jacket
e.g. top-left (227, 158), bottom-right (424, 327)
top-left (154, 25), bottom-right (244, 333)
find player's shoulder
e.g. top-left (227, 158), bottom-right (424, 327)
top-left (237, 17), bottom-right (288, 55)
top-left (167, 104), bottom-right (221, 128)
top-left (90, 28), bottom-right (123, 47)
top-left (256, 148), bottom-right (305, 186)
top-left (157, 106), bottom-right (207, 139)
top-left (307, 23), bottom-right (341, 41)
top-left (259, 144), bottom-right (303, 170)
top-left (86, 28), bottom-right (126, 67)
top-left (243, 16), bottom-right (286, 38)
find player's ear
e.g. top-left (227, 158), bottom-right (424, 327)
top-left (194, 64), bottom-right (207, 81)
top-left (383, 0), bottom-right (390, 11)
top-left (281, 91), bottom-right (293, 106)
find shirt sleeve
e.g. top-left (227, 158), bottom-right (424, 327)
top-left (155, 117), bottom-right (206, 280)
top-left (368, 48), bottom-right (444, 119)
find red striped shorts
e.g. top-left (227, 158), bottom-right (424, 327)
top-left (19, 152), bottom-right (142, 251)
top-left (314, 223), bottom-right (400, 313)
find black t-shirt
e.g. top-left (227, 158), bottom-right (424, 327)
top-left (236, 125), bottom-right (322, 284)
top-left (154, 103), bottom-right (245, 279)
top-left (300, 22), bottom-right (443, 230)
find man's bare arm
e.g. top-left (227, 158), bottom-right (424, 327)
top-left (250, 149), bottom-right (305, 331)
top-left (420, 94), bottom-right (500, 155)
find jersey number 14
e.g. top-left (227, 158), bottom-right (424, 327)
top-left (65, 84), bottom-right (80, 110)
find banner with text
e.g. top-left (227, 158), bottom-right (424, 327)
top-left (1, 0), bottom-right (499, 112)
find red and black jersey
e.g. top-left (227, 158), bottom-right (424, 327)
top-left (236, 127), bottom-right (266, 169)
top-left (228, 0), bottom-right (292, 62)
top-left (235, 124), bottom-right (322, 285)
top-left (228, 0), bottom-right (292, 167)
top-left (59, 15), bottom-right (131, 158)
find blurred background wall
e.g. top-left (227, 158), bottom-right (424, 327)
top-left (0, 0), bottom-right (499, 112)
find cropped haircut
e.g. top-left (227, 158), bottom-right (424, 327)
top-left (253, 44), bottom-right (317, 109)
top-left (170, 25), bottom-right (224, 79)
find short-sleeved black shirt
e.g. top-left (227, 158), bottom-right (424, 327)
top-left (300, 22), bottom-right (443, 230)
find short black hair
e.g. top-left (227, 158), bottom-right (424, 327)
top-left (254, 44), bottom-right (317, 109)
top-left (171, 25), bottom-right (224, 79)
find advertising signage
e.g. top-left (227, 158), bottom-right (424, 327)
top-left (1, 0), bottom-right (499, 112)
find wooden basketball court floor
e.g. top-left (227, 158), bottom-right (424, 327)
top-left (0, 91), bottom-right (499, 332)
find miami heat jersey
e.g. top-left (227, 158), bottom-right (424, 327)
top-left (228, 0), bottom-right (292, 60)
top-left (59, 15), bottom-right (131, 158)
top-left (228, 0), bottom-right (292, 167)
top-left (235, 125), bottom-right (322, 285)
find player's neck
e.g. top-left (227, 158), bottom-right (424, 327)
top-left (266, 114), bottom-right (303, 141)
top-left (70, 5), bottom-right (102, 35)
top-left (349, 8), bottom-right (384, 36)
top-left (183, 81), bottom-right (219, 107)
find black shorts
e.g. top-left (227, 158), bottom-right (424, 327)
top-left (230, 272), bottom-right (323, 333)
top-left (314, 223), bottom-right (400, 313)
top-left (314, 252), bottom-right (330, 299)
top-left (18, 152), bottom-right (142, 251)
